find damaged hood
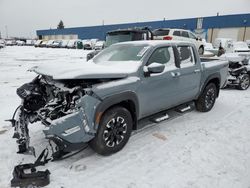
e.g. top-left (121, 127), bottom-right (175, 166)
top-left (30, 61), bottom-right (140, 80)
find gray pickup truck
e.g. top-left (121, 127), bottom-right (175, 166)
top-left (12, 41), bottom-right (228, 156)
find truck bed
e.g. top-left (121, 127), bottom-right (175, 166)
top-left (200, 57), bottom-right (229, 88)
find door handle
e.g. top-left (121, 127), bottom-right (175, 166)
top-left (171, 72), bottom-right (181, 78)
top-left (194, 69), bottom-right (200, 73)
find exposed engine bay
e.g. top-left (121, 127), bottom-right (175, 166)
top-left (225, 60), bottom-right (250, 90)
top-left (11, 75), bottom-right (110, 155)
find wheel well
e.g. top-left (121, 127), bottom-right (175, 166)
top-left (207, 78), bottom-right (220, 97)
top-left (199, 45), bottom-right (204, 49)
top-left (105, 100), bottom-right (138, 130)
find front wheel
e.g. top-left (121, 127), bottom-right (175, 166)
top-left (89, 106), bottom-right (133, 156)
top-left (237, 74), bottom-right (250, 90)
top-left (195, 83), bottom-right (217, 112)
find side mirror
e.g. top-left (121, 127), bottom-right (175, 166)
top-left (145, 62), bottom-right (165, 74)
top-left (86, 51), bottom-right (100, 61)
top-left (196, 37), bottom-right (202, 41)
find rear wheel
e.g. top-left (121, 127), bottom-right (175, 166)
top-left (238, 74), bottom-right (250, 90)
top-left (89, 106), bottom-right (133, 155)
top-left (195, 83), bottom-right (217, 112)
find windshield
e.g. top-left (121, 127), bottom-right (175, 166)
top-left (93, 44), bottom-right (150, 63)
top-left (105, 32), bottom-right (133, 47)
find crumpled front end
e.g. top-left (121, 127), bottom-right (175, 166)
top-left (11, 75), bottom-right (102, 155)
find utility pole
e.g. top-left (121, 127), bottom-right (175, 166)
top-left (243, 19), bottom-right (247, 41)
top-left (5, 25), bottom-right (8, 39)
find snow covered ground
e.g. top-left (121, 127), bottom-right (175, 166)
top-left (0, 46), bottom-right (250, 188)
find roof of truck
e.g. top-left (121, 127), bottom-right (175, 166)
top-left (107, 28), bottom-right (151, 34)
top-left (113, 40), bottom-right (194, 47)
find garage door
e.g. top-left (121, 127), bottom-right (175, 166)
top-left (217, 28), bottom-right (239, 41)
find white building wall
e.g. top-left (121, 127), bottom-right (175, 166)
top-left (217, 28), bottom-right (239, 41)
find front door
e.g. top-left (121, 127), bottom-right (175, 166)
top-left (137, 46), bottom-right (183, 118)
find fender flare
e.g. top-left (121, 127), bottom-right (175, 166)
top-left (94, 91), bottom-right (139, 130)
top-left (197, 73), bottom-right (221, 99)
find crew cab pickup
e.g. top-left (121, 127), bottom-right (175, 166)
top-left (12, 41), bottom-right (228, 156)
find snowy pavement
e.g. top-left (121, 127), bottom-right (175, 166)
top-left (0, 46), bottom-right (250, 188)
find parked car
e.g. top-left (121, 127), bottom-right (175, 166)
top-left (153, 28), bottom-right (205, 55)
top-left (60, 40), bottom-right (69, 48)
top-left (6, 40), bottom-right (17, 46)
top-left (232, 41), bottom-right (250, 53)
top-left (83, 40), bottom-right (93, 50)
top-left (67, 39), bottom-right (78, 49)
top-left (34, 40), bottom-right (43, 47)
top-left (25, 40), bottom-right (35, 46)
top-left (0, 39), bottom-right (5, 48)
top-left (40, 40), bottom-right (48, 48)
top-left (46, 40), bottom-right (55, 48)
top-left (222, 54), bottom-right (250, 90)
top-left (213, 38), bottom-right (234, 53)
top-left (246, 40), bottom-right (250, 49)
top-left (204, 42), bottom-right (216, 54)
top-left (105, 27), bottom-right (153, 47)
top-left (67, 40), bottom-right (75, 48)
top-left (16, 40), bottom-right (25, 46)
top-left (51, 40), bottom-right (62, 48)
top-left (94, 40), bottom-right (105, 50)
top-left (11, 40), bottom-right (228, 157)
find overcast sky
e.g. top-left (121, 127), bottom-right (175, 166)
top-left (0, 0), bottom-right (250, 38)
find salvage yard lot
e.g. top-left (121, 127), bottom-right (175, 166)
top-left (0, 46), bottom-right (250, 188)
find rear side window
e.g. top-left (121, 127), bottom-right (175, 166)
top-left (153, 29), bottom-right (170, 36)
top-left (181, 31), bottom-right (189, 38)
top-left (173, 31), bottom-right (181, 36)
top-left (177, 46), bottom-right (196, 67)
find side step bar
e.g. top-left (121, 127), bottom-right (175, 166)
top-left (136, 102), bottom-right (194, 131)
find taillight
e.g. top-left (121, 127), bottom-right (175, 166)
top-left (163, 36), bottom-right (172, 40)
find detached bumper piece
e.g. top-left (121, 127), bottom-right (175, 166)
top-left (11, 164), bottom-right (50, 188)
top-left (11, 148), bottom-right (51, 188)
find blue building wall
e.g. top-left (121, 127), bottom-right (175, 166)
top-left (37, 13), bottom-right (250, 40)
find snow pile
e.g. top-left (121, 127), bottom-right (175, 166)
top-left (0, 46), bottom-right (250, 188)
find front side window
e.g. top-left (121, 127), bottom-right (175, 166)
top-left (147, 47), bottom-right (175, 67)
top-left (188, 32), bottom-right (197, 39)
top-left (177, 46), bottom-right (196, 67)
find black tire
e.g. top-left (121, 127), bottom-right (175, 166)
top-left (195, 83), bottom-right (217, 112)
top-left (237, 74), bottom-right (250, 90)
top-left (198, 46), bottom-right (204, 55)
top-left (89, 106), bottom-right (133, 156)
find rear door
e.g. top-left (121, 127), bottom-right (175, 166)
top-left (175, 45), bottom-right (201, 101)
